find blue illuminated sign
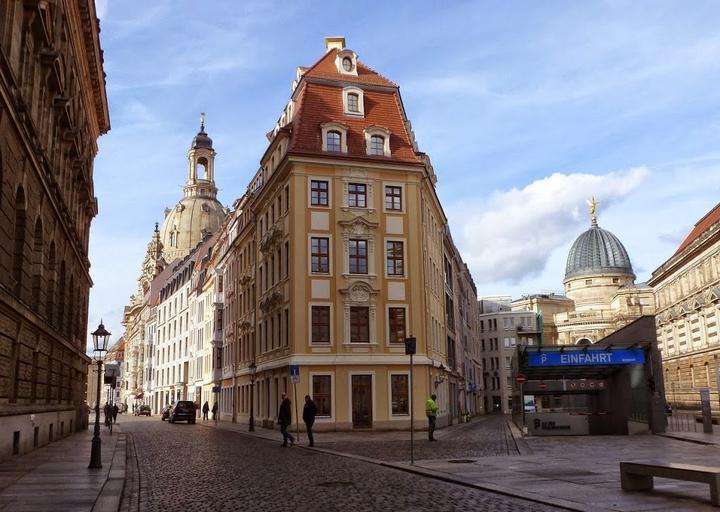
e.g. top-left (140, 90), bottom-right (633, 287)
top-left (527, 348), bottom-right (645, 367)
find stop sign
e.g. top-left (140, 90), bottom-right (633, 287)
top-left (515, 374), bottom-right (527, 385)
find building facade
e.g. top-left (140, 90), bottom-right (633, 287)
top-left (202, 37), bottom-right (479, 431)
top-left (0, 0), bottom-right (109, 459)
top-left (650, 202), bottom-right (720, 411)
top-left (479, 300), bottom-right (540, 414)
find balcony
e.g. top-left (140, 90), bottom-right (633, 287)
top-left (517, 325), bottom-right (540, 334)
top-left (213, 328), bottom-right (223, 344)
top-left (213, 291), bottom-right (224, 305)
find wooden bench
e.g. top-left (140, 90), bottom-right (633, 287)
top-left (620, 461), bottom-right (720, 506)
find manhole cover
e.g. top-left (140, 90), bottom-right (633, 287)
top-left (317, 481), bottom-right (354, 488)
top-left (448, 459), bottom-right (475, 464)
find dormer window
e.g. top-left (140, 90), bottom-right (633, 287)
top-left (364, 126), bottom-right (392, 157)
top-left (327, 131), bottom-right (341, 152)
top-left (335, 49), bottom-right (358, 76)
top-left (343, 87), bottom-right (364, 117)
top-left (321, 122), bottom-right (349, 153)
top-left (369, 135), bottom-right (384, 155)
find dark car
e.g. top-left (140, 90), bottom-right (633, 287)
top-left (168, 401), bottom-right (197, 424)
top-left (135, 405), bottom-right (151, 417)
top-left (160, 405), bottom-right (171, 421)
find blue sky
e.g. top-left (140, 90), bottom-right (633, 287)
top-left (88, 0), bottom-right (720, 348)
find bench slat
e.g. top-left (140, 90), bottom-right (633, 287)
top-left (621, 461), bottom-right (720, 474)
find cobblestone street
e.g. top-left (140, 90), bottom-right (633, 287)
top-left (119, 416), bottom-right (558, 512)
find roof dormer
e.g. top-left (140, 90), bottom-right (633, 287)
top-left (335, 48), bottom-right (358, 77)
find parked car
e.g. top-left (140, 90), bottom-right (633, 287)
top-left (135, 405), bottom-right (151, 417)
top-left (168, 401), bottom-right (197, 424)
top-left (160, 405), bottom-right (171, 421)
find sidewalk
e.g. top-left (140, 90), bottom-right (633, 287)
top-left (0, 418), bottom-right (126, 512)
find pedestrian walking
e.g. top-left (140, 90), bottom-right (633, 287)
top-left (302, 395), bottom-right (317, 447)
top-left (211, 402), bottom-right (218, 421)
top-left (202, 401), bottom-right (209, 421)
top-left (277, 392), bottom-right (295, 447)
top-left (425, 394), bottom-right (439, 441)
top-left (112, 403), bottom-right (119, 423)
top-left (103, 402), bottom-right (110, 426)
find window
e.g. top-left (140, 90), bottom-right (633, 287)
top-left (348, 183), bottom-right (367, 208)
top-left (311, 306), bottom-right (330, 344)
top-left (311, 237), bottom-right (330, 274)
top-left (349, 239), bottom-right (368, 274)
top-left (386, 241), bottom-right (404, 276)
top-left (350, 307), bottom-right (370, 343)
top-left (585, 279), bottom-right (593, 285)
top-left (312, 375), bottom-right (331, 416)
top-left (388, 307), bottom-right (406, 344)
top-left (347, 93), bottom-right (359, 112)
top-left (326, 131), bottom-right (341, 152)
top-left (311, 180), bottom-right (329, 206)
top-left (385, 186), bottom-right (402, 211)
top-left (391, 374), bottom-right (409, 415)
top-left (369, 135), bottom-right (385, 155)
top-left (342, 57), bottom-right (353, 72)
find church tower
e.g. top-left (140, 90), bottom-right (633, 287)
top-left (159, 114), bottom-right (227, 261)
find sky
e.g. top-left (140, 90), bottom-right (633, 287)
top-left (87, 0), bottom-right (720, 349)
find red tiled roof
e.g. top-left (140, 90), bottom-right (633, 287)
top-left (288, 49), bottom-right (421, 164)
top-left (675, 202), bottom-right (720, 255)
top-left (302, 48), bottom-right (398, 88)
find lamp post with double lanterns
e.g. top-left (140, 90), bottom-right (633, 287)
top-left (248, 360), bottom-right (256, 432)
top-left (89, 321), bottom-right (111, 469)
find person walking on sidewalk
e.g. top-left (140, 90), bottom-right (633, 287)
top-left (211, 402), bottom-right (218, 421)
top-left (426, 394), bottom-right (439, 441)
top-left (302, 395), bottom-right (317, 447)
top-left (202, 401), bottom-right (209, 421)
top-left (112, 403), bottom-right (119, 423)
top-left (278, 392), bottom-right (295, 447)
top-left (103, 402), bottom-right (110, 426)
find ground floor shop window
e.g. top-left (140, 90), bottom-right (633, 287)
top-left (391, 374), bottom-right (409, 415)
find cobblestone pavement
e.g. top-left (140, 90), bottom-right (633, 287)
top-left (318, 414), bottom-right (517, 462)
top-left (119, 415), bottom-right (559, 512)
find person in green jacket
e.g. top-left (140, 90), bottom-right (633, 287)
top-left (425, 394), bottom-right (439, 441)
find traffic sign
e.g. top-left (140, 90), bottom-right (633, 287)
top-left (289, 364), bottom-right (300, 384)
top-left (404, 336), bottom-right (416, 355)
top-left (515, 374), bottom-right (527, 385)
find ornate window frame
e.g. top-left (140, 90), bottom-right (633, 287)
top-left (364, 125), bottom-right (391, 157)
top-left (321, 122), bottom-right (348, 153)
top-left (343, 86), bottom-right (364, 117)
top-left (335, 49), bottom-right (358, 76)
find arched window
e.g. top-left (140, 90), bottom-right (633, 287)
top-left (31, 218), bottom-right (44, 311)
top-left (12, 187), bottom-right (27, 296)
top-left (326, 131), bottom-right (341, 152)
top-left (576, 337), bottom-right (592, 346)
top-left (369, 135), bottom-right (385, 155)
top-left (46, 242), bottom-right (56, 323)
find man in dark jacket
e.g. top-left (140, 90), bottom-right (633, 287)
top-left (211, 402), bottom-right (218, 421)
top-left (112, 403), bottom-right (119, 423)
top-left (202, 401), bottom-right (209, 421)
top-left (277, 392), bottom-right (294, 447)
top-left (302, 395), bottom-right (317, 447)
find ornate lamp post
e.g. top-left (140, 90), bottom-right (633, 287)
top-left (89, 321), bottom-right (111, 469)
top-left (248, 360), bottom-right (257, 432)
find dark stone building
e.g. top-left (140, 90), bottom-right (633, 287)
top-left (0, 0), bottom-right (109, 459)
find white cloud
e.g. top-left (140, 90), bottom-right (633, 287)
top-left (450, 167), bottom-right (650, 284)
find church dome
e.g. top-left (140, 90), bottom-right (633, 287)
top-left (565, 225), bottom-right (634, 280)
top-left (159, 196), bottom-right (226, 262)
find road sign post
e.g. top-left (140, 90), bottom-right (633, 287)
top-left (516, 374), bottom-right (527, 435)
top-left (289, 365), bottom-right (301, 443)
top-left (405, 336), bottom-right (416, 465)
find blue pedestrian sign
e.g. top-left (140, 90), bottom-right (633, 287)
top-left (289, 364), bottom-right (300, 384)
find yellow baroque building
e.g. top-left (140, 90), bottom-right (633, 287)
top-left (209, 37), bottom-right (480, 431)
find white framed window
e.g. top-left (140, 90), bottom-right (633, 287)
top-left (309, 372), bottom-right (335, 419)
top-left (388, 371), bottom-right (410, 417)
top-left (386, 304), bottom-right (409, 346)
top-left (321, 122), bottom-right (348, 153)
top-left (335, 49), bottom-right (358, 76)
top-left (342, 86), bottom-right (364, 117)
top-left (308, 302), bottom-right (333, 345)
top-left (364, 126), bottom-right (391, 156)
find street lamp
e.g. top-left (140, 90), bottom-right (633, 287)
top-left (89, 320), bottom-right (111, 469)
top-left (248, 360), bottom-right (257, 432)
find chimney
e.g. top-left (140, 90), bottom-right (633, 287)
top-left (324, 36), bottom-right (346, 52)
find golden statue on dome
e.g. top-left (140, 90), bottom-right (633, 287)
top-left (587, 197), bottom-right (598, 227)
